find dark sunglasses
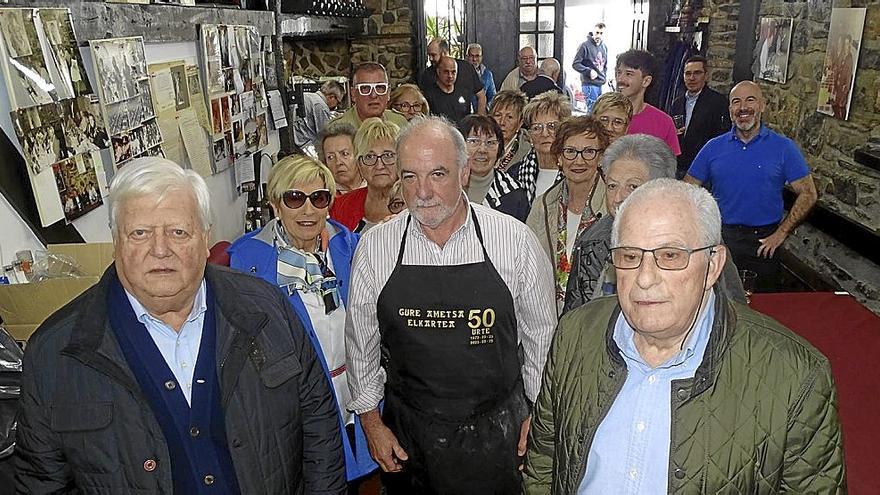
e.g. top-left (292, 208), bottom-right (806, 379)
top-left (281, 189), bottom-right (332, 209)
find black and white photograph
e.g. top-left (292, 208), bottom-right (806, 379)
top-left (231, 93), bottom-right (241, 116)
top-left (171, 63), bottom-right (190, 111)
top-left (221, 94), bottom-right (232, 131)
top-left (60, 96), bottom-right (107, 155)
top-left (818, 8), bottom-right (867, 120)
top-left (52, 151), bottom-right (103, 222)
top-left (128, 126), bottom-right (144, 157)
top-left (211, 97), bottom-right (223, 134)
top-left (91, 37), bottom-right (145, 105)
top-left (232, 119), bottom-right (243, 143)
top-left (256, 112), bottom-right (268, 149)
top-left (0, 8), bottom-right (33, 58)
top-left (243, 110), bottom-right (259, 151)
top-left (112, 132), bottom-right (132, 164)
top-left (12, 103), bottom-right (67, 175)
top-left (212, 135), bottom-right (230, 170)
top-left (757, 17), bottom-right (793, 84)
top-left (39, 8), bottom-right (92, 99)
top-left (104, 99), bottom-right (131, 136)
top-left (139, 79), bottom-right (155, 120)
top-left (219, 25), bottom-right (230, 68)
top-left (141, 119), bottom-right (162, 150)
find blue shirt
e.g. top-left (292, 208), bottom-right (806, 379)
top-left (684, 90), bottom-right (700, 129)
top-left (125, 280), bottom-right (208, 406)
top-left (687, 125), bottom-right (810, 226)
top-left (578, 291), bottom-right (716, 494)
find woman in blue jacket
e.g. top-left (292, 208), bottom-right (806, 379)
top-left (228, 155), bottom-right (376, 486)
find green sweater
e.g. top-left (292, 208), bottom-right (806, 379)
top-left (524, 292), bottom-right (846, 494)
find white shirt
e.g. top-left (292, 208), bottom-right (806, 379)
top-left (566, 210), bottom-right (581, 258)
top-left (534, 169), bottom-right (559, 201)
top-left (345, 201), bottom-right (557, 414)
top-left (300, 252), bottom-right (353, 425)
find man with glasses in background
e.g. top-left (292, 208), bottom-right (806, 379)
top-left (501, 46), bottom-right (539, 92)
top-left (524, 179), bottom-right (844, 493)
top-left (467, 43), bottom-right (496, 108)
top-left (330, 62), bottom-right (408, 131)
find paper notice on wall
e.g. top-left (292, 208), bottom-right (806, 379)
top-left (267, 89), bottom-right (287, 129)
top-left (186, 65), bottom-right (211, 131)
top-left (151, 69), bottom-right (177, 114)
top-left (157, 115), bottom-right (184, 165)
top-left (32, 168), bottom-right (64, 226)
top-left (235, 156), bottom-right (255, 188)
top-left (178, 108), bottom-right (212, 178)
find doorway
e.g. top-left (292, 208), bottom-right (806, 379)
top-left (562, 0), bottom-right (646, 112)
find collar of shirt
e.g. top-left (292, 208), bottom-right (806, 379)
top-left (685, 88), bottom-right (702, 101)
top-left (613, 290), bottom-right (716, 372)
top-left (406, 193), bottom-right (473, 247)
top-left (125, 279), bottom-right (208, 334)
top-left (728, 123), bottom-right (770, 143)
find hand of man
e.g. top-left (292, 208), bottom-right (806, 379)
top-left (360, 409), bottom-right (408, 472)
top-left (517, 415), bottom-right (532, 471)
top-left (757, 229), bottom-right (788, 259)
top-left (590, 69), bottom-right (598, 80)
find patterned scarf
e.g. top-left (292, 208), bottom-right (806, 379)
top-left (515, 148), bottom-right (563, 204)
top-left (274, 221), bottom-right (340, 314)
top-left (485, 168), bottom-right (523, 209)
top-left (497, 134), bottom-right (521, 171)
top-left (554, 178), bottom-right (600, 305)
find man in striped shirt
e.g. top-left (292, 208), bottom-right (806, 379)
top-left (345, 116), bottom-right (556, 493)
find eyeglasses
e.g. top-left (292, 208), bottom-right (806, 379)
top-left (359, 151), bottom-right (397, 167)
top-left (281, 189), bottom-right (332, 209)
top-left (355, 82), bottom-right (389, 96)
top-left (529, 122), bottom-right (559, 133)
top-left (610, 245), bottom-right (716, 271)
top-left (465, 137), bottom-right (500, 149)
top-left (598, 116), bottom-right (628, 129)
top-left (393, 102), bottom-right (423, 112)
top-left (387, 199), bottom-right (406, 214)
top-left (561, 146), bottom-right (601, 161)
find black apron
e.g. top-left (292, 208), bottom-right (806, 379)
top-left (376, 210), bottom-right (527, 495)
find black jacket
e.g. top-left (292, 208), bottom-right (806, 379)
top-left (671, 87), bottom-right (731, 177)
top-left (520, 75), bottom-right (564, 100)
top-left (15, 264), bottom-right (346, 494)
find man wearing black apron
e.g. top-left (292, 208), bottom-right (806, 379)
top-left (345, 117), bottom-right (557, 494)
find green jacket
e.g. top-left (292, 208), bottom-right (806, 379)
top-left (524, 292), bottom-right (846, 494)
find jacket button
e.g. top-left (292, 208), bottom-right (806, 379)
top-left (231, 437), bottom-right (242, 448)
top-left (608, 370), bottom-right (615, 378)
top-left (674, 468), bottom-right (686, 479)
top-left (190, 426), bottom-right (200, 438)
top-left (164, 380), bottom-right (176, 390)
top-left (204, 474), bottom-right (215, 485)
top-left (143, 459), bottom-right (157, 472)
top-left (676, 388), bottom-right (688, 400)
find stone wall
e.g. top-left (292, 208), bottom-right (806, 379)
top-left (703, 0), bottom-right (880, 312)
top-left (286, 0), bottom-right (416, 85)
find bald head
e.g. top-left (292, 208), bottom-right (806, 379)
top-left (539, 58), bottom-right (560, 80)
top-left (729, 80), bottom-right (766, 138)
top-left (437, 56), bottom-right (458, 90)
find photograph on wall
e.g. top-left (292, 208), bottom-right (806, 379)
top-left (52, 151), bottom-right (103, 222)
top-left (59, 96), bottom-right (109, 155)
top-left (817, 8), bottom-right (866, 120)
top-left (211, 97), bottom-right (222, 134)
top-left (39, 8), bottom-right (93, 99)
top-left (171, 63), bottom-right (190, 111)
top-left (757, 17), bottom-right (793, 84)
top-left (10, 102), bottom-right (67, 175)
top-left (0, 8), bottom-right (55, 109)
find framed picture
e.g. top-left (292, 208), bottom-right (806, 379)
top-left (817, 8), bottom-right (866, 120)
top-left (757, 17), bottom-right (793, 84)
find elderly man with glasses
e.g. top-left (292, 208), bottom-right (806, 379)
top-left (329, 62), bottom-right (408, 131)
top-left (524, 179), bottom-right (845, 494)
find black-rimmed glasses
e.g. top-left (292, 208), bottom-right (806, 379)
top-left (393, 102), bottom-right (423, 112)
top-left (561, 147), bottom-right (600, 161)
top-left (281, 189), bottom-right (332, 209)
top-left (359, 151), bottom-right (396, 167)
top-left (610, 245), bottom-right (716, 271)
top-left (598, 115), bottom-right (628, 129)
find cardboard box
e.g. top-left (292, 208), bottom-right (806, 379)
top-left (0, 243), bottom-right (114, 342)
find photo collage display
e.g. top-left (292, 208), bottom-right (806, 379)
top-left (90, 36), bottom-right (164, 168)
top-left (200, 23), bottom-right (269, 174)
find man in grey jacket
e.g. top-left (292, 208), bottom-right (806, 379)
top-left (572, 23), bottom-right (608, 112)
top-left (15, 157), bottom-right (345, 493)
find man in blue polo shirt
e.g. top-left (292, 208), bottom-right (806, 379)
top-left (685, 81), bottom-right (817, 292)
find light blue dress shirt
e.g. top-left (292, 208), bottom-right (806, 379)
top-left (124, 280), bottom-right (208, 406)
top-left (578, 290), bottom-right (715, 494)
top-left (684, 90), bottom-right (701, 130)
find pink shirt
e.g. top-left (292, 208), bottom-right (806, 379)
top-left (627, 103), bottom-right (682, 156)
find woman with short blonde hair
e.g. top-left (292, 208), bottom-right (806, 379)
top-left (591, 92), bottom-right (633, 142)
top-left (389, 83), bottom-right (429, 121)
top-left (330, 117), bottom-right (401, 232)
top-left (490, 89), bottom-right (531, 171)
top-left (228, 154), bottom-right (376, 485)
top-left (510, 91), bottom-right (572, 203)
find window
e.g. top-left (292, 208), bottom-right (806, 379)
top-left (518, 0), bottom-right (560, 60)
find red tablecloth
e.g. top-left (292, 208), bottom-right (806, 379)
top-left (751, 292), bottom-right (880, 495)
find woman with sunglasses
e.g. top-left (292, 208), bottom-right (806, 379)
top-left (227, 155), bottom-right (377, 487)
top-left (388, 84), bottom-right (430, 121)
top-left (330, 117), bottom-right (400, 233)
top-left (526, 115), bottom-right (609, 315)
top-left (457, 115), bottom-right (530, 222)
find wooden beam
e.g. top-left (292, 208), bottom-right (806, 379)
top-left (3, 0), bottom-right (275, 43)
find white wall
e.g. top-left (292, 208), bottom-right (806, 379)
top-left (0, 39), bottom-right (279, 263)
top-left (563, 0), bottom-right (636, 108)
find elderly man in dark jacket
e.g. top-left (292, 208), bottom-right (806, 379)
top-left (15, 157), bottom-right (345, 494)
top-left (525, 179), bottom-right (845, 493)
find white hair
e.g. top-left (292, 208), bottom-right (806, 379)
top-left (109, 157), bottom-right (212, 237)
top-left (611, 178), bottom-right (722, 247)
top-left (600, 134), bottom-right (676, 180)
top-left (396, 115), bottom-right (468, 170)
